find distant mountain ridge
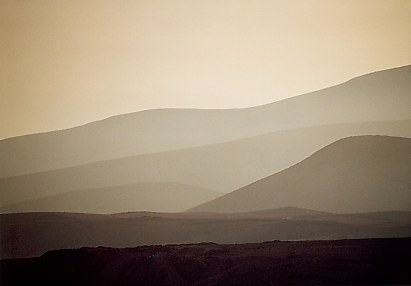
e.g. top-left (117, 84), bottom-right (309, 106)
top-left (190, 136), bottom-right (411, 213)
top-left (1, 65), bottom-right (410, 177)
top-left (1, 120), bottom-right (410, 211)
top-left (0, 182), bottom-right (222, 214)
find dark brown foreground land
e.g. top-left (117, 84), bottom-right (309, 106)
top-left (1, 237), bottom-right (410, 285)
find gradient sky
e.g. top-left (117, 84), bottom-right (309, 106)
top-left (1, 0), bottom-right (411, 139)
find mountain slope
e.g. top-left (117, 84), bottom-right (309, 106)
top-left (1, 65), bottom-right (410, 177)
top-left (1, 120), bottom-right (410, 208)
top-left (1, 208), bottom-right (410, 259)
top-left (0, 182), bottom-right (222, 214)
top-left (190, 136), bottom-right (411, 213)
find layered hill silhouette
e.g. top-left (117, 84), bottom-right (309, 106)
top-left (0, 182), bottom-right (222, 214)
top-left (1, 121), bottom-right (410, 211)
top-left (1, 208), bottom-right (410, 259)
top-left (190, 136), bottom-right (411, 213)
top-left (1, 65), bottom-right (411, 178)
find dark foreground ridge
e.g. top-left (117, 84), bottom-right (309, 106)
top-left (1, 237), bottom-right (410, 285)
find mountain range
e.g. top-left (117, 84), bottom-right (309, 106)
top-left (1, 65), bottom-right (411, 214)
top-left (1, 65), bottom-right (410, 178)
top-left (1, 135), bottom-right (411, 214)
top-left (1, 65), bottom-right (411, 280)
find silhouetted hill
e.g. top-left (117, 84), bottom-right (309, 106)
top-left (2, 65), bottom-right (410, 177)
top-left (1, 208), bottom-right (410, 259)
top-left (0, 182), bottom-right (222, 214)
top-left (1, 238), bottom-right (410, 285)
top-left (1, 120), bottom-right (410, 209)
top-left (190, 136), bottom-right (411, 213)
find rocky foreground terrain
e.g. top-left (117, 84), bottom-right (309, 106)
top-left (1, 237), bottom-right (410, 285)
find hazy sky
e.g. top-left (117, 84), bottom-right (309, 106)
top-left (1, 0), bottom-right (411, 139)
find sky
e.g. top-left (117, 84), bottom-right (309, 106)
top-left (1, 0), bottom-right (411, 139)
